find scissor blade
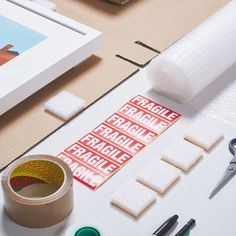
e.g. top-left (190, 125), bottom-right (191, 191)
top-left (209, 164), bottom-right (236, 199)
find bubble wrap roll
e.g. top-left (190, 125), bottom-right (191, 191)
top-left (147, 1), bottom-right (236, 103)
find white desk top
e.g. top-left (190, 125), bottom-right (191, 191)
top-left (1, 64), bottom-right (236, 236)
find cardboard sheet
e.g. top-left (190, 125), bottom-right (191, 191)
top-left (54, 0), bottom-right (229, 64)
top-left (0, 49), bottom-right (138, 170)
top-left (0, 0), bottom-right (229, 170)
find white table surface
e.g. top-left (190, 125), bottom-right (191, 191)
top-left (1, 63), bottom-right (236, 236)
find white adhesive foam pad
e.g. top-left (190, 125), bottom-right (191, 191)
top-left (111, 180), bottom-right (156, 218)
top-left (147, 1), bottom-right (236, 102)
top-left (30, 0), bottom-right (57, 11)
top-left (184, 118), bottom-right (224, 151)
top-left (137, 159), bottom-right (181, 194)
top-left (161, 139), bottom-right (203, 172)
top-left (44, 91), bottom-right (85, 121)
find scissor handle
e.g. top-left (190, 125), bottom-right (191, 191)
top-left (229, 138), bottom-right (236, 156)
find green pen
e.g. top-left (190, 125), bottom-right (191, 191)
top-left (183, 229), bottom-right (190, 236)
top-left (175, 219), bottom-right (195, 236)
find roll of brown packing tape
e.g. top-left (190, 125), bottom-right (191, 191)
top-left (1, 154), bottom-right (73, 228)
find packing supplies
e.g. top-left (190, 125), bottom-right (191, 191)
top-left (147, 0), bottom-right (236, 102)
top-left (1, 154), bottom-right (73, 228)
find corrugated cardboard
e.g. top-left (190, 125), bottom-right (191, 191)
top-left (54, 0), bottom-right (229, 64)
top-left (0, 49), bottom-right (137, 169)
top-left (0, 0), bottom-right (229, 170)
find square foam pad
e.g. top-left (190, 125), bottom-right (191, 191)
top-left (111, 180), bottom-right (156, 218)
top-left (137, 159), bottom-right (181, 194)
top-left (161, 139), bottom-right (203, 172)
top-left (184, 118), bottom-right (224, 151)
top-left (44, 91), bottom-right (85, 121)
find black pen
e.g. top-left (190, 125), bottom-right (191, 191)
top-left (175, 218), bottom-right (196, 236)
top-left (153, 215), bottom-right (178, 236)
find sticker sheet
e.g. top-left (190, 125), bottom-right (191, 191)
top-left (58, 95), bottom-right (181, 190)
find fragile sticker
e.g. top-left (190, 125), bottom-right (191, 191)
top-left (58, 95), bottom-right (181, 190)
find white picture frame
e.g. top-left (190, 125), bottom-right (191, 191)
top-left (0, 0), bottom-right (102, 116)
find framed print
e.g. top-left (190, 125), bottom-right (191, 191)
top-left (0, 0), bottom-right (102, 116)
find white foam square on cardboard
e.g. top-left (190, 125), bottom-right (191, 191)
top-left (137, 159), bottom-right (181, 194)
top-left (161, 139), bottom-right (203, 172)
top-left (44, 91), bottom-right (85, 120)
top-left (184, 118), bottom-right (224, 151)
top-left (111, 180), bottom-right (156, 218)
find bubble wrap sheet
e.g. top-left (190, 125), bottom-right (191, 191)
top-left (190, 62), bottom-right (236, 128)
top-left (147, 0), bottom-right (236, 103)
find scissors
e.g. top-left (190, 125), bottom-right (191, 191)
top-left (209, 138), bottom-right (236, 199)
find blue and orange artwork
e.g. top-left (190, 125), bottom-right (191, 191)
top-left (0, 15), bottom-right (46, 66)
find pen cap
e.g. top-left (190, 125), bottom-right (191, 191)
top-left (153, 215), bottom-right (178, 236)
top-left (175, 218), bottom-right (196, 236)
top-left (187, 219), bottom-right (196, 228)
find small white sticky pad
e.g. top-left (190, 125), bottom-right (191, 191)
top-left (137, 160), bottom-right (181, 194)
top-left (44, 91), bottom-right (85, 121)
top-left (161, 139), bottom-right (203, 172)
top-left (184, 119), bottom-right (224, 151)
top-left (111, 180), bottom-right (156, 218)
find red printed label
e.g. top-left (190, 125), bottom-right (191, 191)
top-left (130, 95), bottom-right (181, 122)
top-left (105, 113), bottom-right (158, 144)
top-left (58, 153), bottom-right (105, 190)
top-left (64, 142), bottom-right (119, 176)
top-left (92, 123), bottom-right (145, 155)
top-left (118, 103), bottom-right (169, 133)
top-left (58, 95), bottom-right (181, 190)
top-left (79, 133), bottom-right (132, 166)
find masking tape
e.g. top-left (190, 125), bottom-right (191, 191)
top-left (1, 154), bottom-right (74, 228)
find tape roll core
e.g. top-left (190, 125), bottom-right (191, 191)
top-left (1, 155), bottom-right (74, 228)
top-left (9, 159), bottom-right (65, 198)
